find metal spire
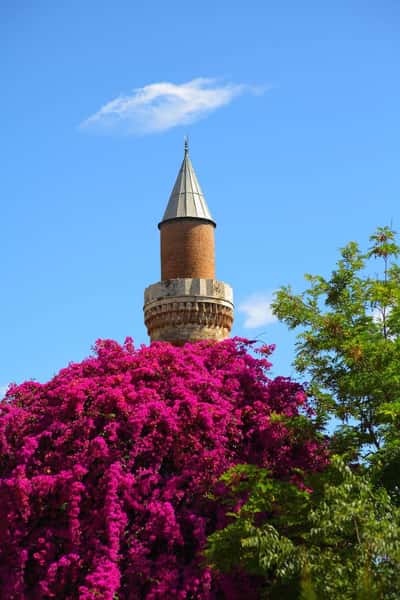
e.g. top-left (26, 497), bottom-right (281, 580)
top-left (159, 142), bottom-right (216, 227)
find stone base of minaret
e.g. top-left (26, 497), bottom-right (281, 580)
top-left (144, 279), bottom-right (234, 344)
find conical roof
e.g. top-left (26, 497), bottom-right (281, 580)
top-left (159, 141), bottom-right (216, 228)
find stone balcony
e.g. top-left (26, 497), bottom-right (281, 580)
top-left (143, 278), bottom-right (234, 344)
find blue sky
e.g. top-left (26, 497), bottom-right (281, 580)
top-left (1, 1), bottom-right (399, 391)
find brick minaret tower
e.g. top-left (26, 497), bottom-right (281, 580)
top-left (144, 141), bottom-right (234, 344)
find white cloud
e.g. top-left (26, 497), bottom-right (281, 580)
top-left (239, 293), bottom-right (277, 329)
top-left (80, 78), bottom-right (264, 135)
top-left (0, 385), bottom-right (8, 399)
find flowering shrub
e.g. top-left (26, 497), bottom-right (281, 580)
top-left (0, 338), bottom-right (327, 599)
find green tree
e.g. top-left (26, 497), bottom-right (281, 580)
top-left (205, 458), bottom-right (400, 599)
top-left (272, 226), bottom-right (400, 496)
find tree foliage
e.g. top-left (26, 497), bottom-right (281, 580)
top-left (205, 457), bottom-right (400, 599)
top-left (272, 226), bottom-right (400, 492)
top-left (0, 338), bottom-right (326, 599)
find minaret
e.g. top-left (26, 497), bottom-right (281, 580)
top-left (143, 141), bottom-right (234, 344)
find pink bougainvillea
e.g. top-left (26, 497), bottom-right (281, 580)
top-left (0, 338), bottom-right (327, 599)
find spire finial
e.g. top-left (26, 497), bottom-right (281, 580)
top-left (159, 138), bottom-right (215, 228)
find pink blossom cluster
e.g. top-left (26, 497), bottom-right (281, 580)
top-left (0, 338), bottom-right (327, 599)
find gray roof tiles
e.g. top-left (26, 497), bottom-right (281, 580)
top-left (159, 142), bottom-right (216, 227)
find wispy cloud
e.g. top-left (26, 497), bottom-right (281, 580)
top-left (0, 385), bottom-right (8, 399)
top-left (80, 78), bottom-right (264, 135)
top-left (239, 293), bottom-right (277, 329)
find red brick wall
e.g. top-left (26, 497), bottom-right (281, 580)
top-left (160, 220), bottom-right (215, 280)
